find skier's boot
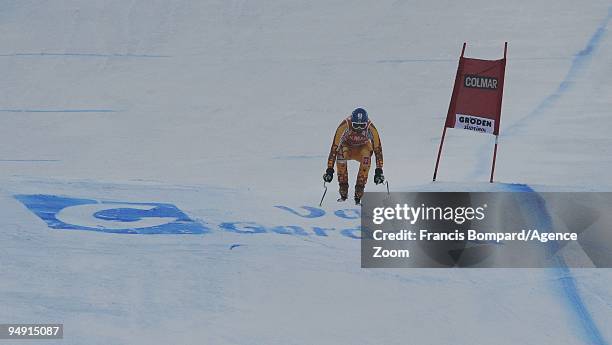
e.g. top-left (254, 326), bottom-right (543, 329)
top-left (338, 183), bottom-right (348, 202)
top-left (355, 184), bottom-right (365, 206)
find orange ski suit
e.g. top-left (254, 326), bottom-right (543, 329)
top-left (326, 117), bottom-right (383, 200)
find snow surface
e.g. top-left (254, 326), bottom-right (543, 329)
top-left (0, 1), bottom-right (611, 344)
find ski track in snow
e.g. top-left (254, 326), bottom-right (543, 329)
top-left (470, 6), bottom-right (612, 180)
top-left (473, 8), bottom-right (612, 344)
top-left (505, 6), bottom-right (612, 135)
top-left (504, 184), bottom-right (607, 345)
top-left (0, 109), bottom-right (117, 113)
top-left (0, 52), bottom-right (170, 58)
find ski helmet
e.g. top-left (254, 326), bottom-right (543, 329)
top-left (351, 107), bottom-right (368, 130)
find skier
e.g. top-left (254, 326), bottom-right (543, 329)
top-left (323, 107), bottom-right (384, 205)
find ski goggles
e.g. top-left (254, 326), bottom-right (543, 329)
top-left (352, 122), bottom-right (367, 130)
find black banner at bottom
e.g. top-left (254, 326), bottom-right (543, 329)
top-left (361, 192), bottom-right (612, 268)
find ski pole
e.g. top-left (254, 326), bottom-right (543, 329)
top-left (319, 182), bottom-right (328, 207)
top-left (382, 180), bottom-right (391, 203)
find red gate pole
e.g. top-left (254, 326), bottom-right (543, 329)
top-left (490, 42), bottom-right (507, 183)
top-left (489, 135), bottom-right (498, 183)
top-left (432, 127), bottom-right (447, 181)
top-left (433, 43), bottom-right (466, 182)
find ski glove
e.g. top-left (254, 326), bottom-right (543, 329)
top-left (323, 168), bottom-right (334, 182)
top-left (374, 168), bottom-right (385, 185)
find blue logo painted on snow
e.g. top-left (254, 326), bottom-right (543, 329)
top-left (15, 194), bottom-right (207, 234)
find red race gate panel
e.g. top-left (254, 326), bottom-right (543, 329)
top-left (445, 47), bottom-right (506, 135)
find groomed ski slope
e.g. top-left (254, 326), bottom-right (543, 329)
top-left (0, 1), bottom-right (611, 344)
